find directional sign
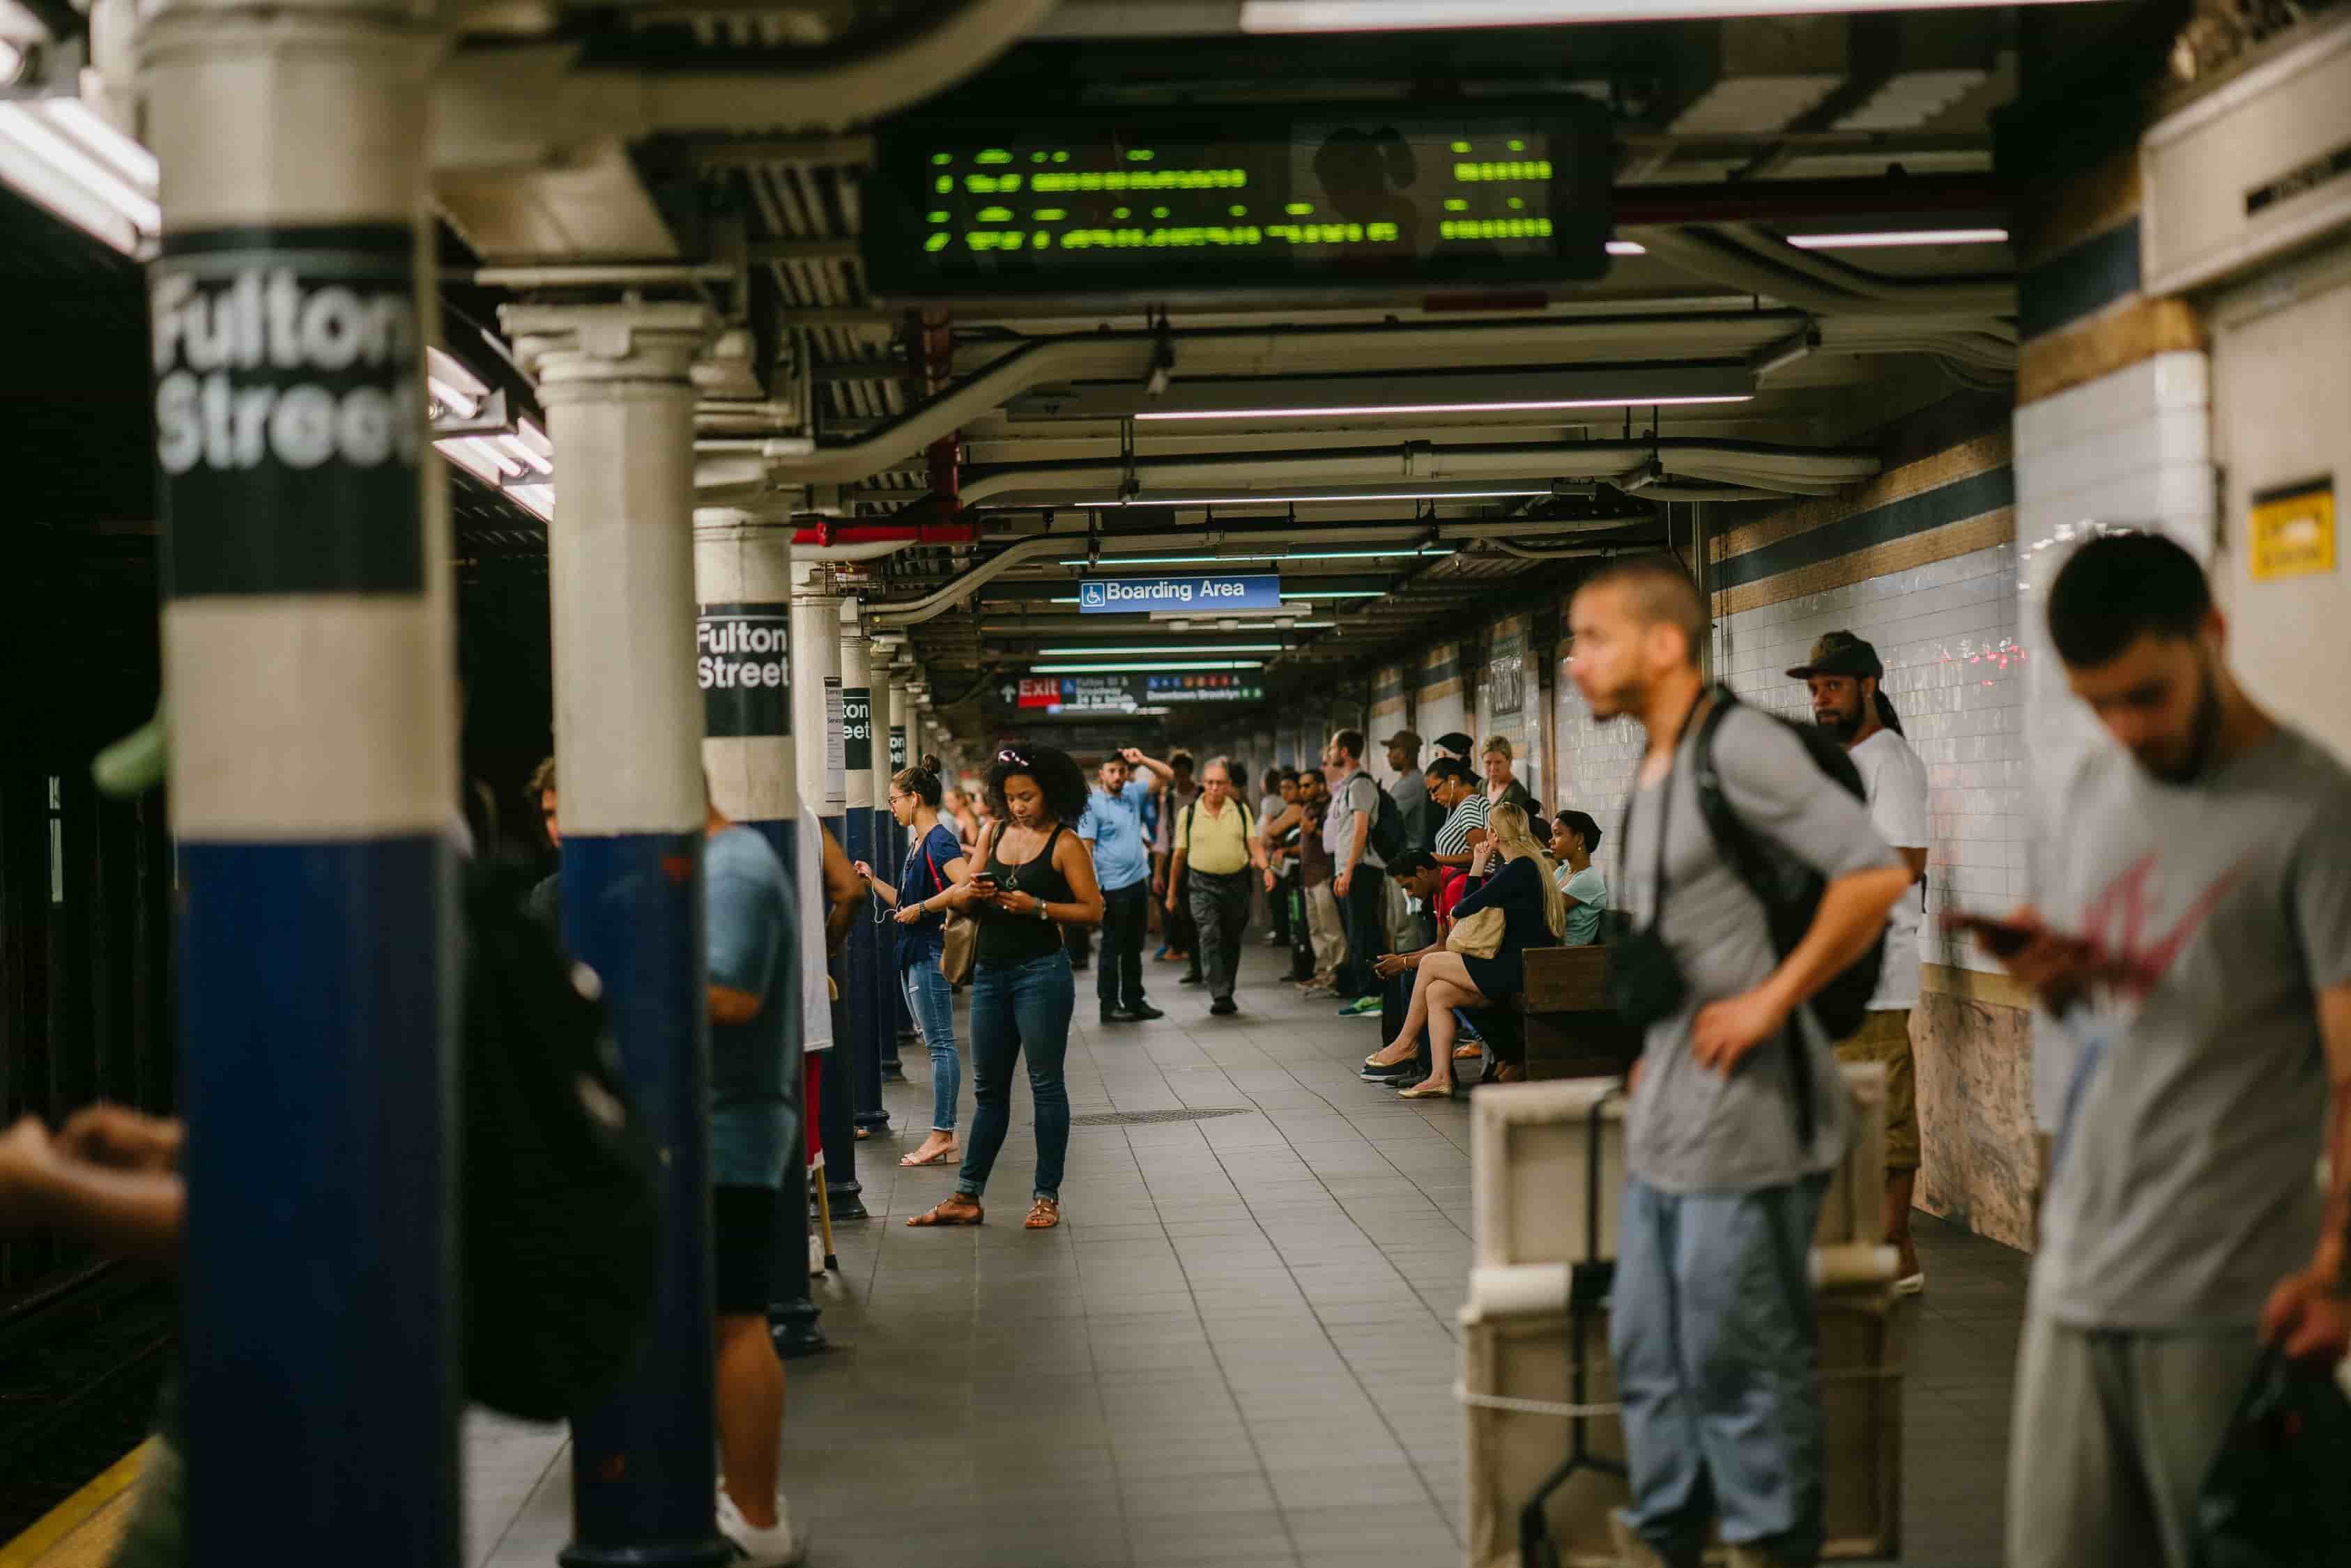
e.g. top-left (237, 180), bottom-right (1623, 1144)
top-left (1018, 674), bottom-right (1145, 712)
top-left (1077, 574), bottom-right (1280, 615)
top-left (1144, 673), bottom-right (1266, 704)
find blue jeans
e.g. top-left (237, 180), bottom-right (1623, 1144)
top-left (956, 949), bottom-right (1075, 1203)
top-left (901, 953), bottom-right (960, 1133)
top-left (1609, 1173), bottom-right (1830, 1565)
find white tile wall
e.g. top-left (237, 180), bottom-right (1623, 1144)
top-left (2012, 351), bottom-right (2216, 1127)
top-left (1552, 650), bottom-right (1645, 886)
top-left (1714, 543), bottom-right (2024, 978)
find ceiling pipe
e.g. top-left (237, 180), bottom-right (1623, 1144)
top-left (431, 0), bottom-right (1057, 166)
top-left (1624, 225), bottom-right (2016, 320)
top-left (1612, 174), bottom-right (2005, 227)
top-left (872, 516), bottom-right (1669, 630)
top-left (950, 438), bottom-right (1878, 507)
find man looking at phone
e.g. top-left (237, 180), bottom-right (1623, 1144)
top-left (1791, 631), bottom-right (1931, 1292)
top-left (1080, 748), bottom-right (1170, 1024)
top-left (1973, 532), bottom-right (2351, 1568)
top-left (1570, 555), bottom-right (1908, 1568)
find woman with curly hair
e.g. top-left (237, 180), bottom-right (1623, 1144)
top-left (906, 743), bottom-right (1104, 1230)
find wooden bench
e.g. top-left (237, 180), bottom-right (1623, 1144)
top-left (1515, 945), bottom-right (1641, 1081)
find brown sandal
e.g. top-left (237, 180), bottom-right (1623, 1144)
top-left (906, 1194), bottom-right (984, 1227)
top-left (1024, 1197), bottom-right (1061, 1229)
top-left (899, 1142), bottom-right (960, 1167)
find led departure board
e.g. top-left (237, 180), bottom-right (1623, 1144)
top-left (864, 102), bottom-right (1613, 300)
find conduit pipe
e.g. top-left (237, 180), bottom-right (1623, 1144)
top-left (869, 515), bottom-right (1678, 629)
top-left (1625, 226), bottom-right (2017, 321)
top-left (431, 0), bottom-right (1057, 165)
top-left (949, 438), bottom-right (1878, 508)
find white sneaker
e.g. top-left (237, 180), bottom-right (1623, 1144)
top-left (808, 1235), bottom-right (826, 1275)
top-left (1893, 1270), bottom-right (1926, 1297)
top-left (717, 1485), bottom-right (806, 1567)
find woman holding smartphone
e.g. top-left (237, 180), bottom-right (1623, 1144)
top-left (855, 758), bottom-right (971, 1169)
top-left (907, 743), bottom-right (1104, 1231)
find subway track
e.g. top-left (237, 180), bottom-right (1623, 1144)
top-left (0, 1266), bottom-right (171, 1547)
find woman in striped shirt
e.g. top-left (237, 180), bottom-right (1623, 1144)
top-left (1427, 757), bottom-right (1490, 870)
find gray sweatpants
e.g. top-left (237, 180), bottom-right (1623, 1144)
top-left (2007, 1311), bottom-right (2262, 1568)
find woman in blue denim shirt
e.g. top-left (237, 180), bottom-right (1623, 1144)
top-left (855, 758), bottom-right (971, 1169)
top-left (906, 744), bottom-right (1105, 1231)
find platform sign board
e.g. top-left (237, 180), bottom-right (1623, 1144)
top-left (2250, 478), bottom-right (2336, 581)
top-left (1078, 574), bottom-right (1280, 615)
top-left (1146, 674), bottom-right (1266, 704)
top-left (1011, 675), bottom-right (1147, 713)
top-left (696, 604), bottom-right (792, 739)
top-left (865, 101), bottom-right (1614, 302)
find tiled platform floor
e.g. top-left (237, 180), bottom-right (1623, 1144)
top-left (466, 941), bottom-right (2025, 1568)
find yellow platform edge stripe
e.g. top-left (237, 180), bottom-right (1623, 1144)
top-left (0, 1441), bottom-right (151, 1568)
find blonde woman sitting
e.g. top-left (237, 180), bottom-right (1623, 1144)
top-left (1362, 802), bottom-right (1566, 1099)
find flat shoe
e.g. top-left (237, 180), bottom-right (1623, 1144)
top-left (906, 1196), bottom-right (983, 1227)
top-left (1452, 1043), bottom-right (1483, 1059)
top-left (1397, 1081), bottom-right (1457, 1100)
top-left (898, 1144), bottom-right (960, 1167)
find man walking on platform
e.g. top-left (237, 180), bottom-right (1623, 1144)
top-left (1977, 533), bottom-right (2351, 1568)
top-left (703, 787), bottom-right (805, 1565)
top-left (1570, 555), bottom-right (1908, 1568)
top-left (1168, 757), bottom-right (1273, 1017)
top-left (1080, 747), bottom-right (1170, 1024)
top-left (1791, 631), bottom-right (1931, 1291)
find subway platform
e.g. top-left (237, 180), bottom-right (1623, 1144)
top-left (460, 942), bottom-right (2024, 1568)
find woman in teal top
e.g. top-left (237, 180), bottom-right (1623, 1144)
top-left (1549, 808), bottom-right (1608, 946)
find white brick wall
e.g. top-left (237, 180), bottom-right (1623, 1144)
top-left (1714, 543), bottom-right (2024, 977)
top-left (2012, 350), bottom-right (2216, 1126)
top-left (1552, 654), bottom-right (1644, 884)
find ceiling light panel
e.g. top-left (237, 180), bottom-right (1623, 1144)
top-left (1784, 228), bottom-right (2009, 249)
top-left (1242, 0), bottom-right (2104, 29)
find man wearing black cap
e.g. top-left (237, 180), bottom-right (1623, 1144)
top-left (1382, 729), bottom-right (1432, 854)
top-left (1789, 631), bottom-right (1931, 1292)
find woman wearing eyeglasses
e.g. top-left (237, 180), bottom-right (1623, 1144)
top-left (855, 758), bottom-right (972, 1170)
top-left (906, 744), bottom-right (1105, 1231)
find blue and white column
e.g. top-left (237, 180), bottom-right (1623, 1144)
top-left (790, 560), bottom-right (864, 1218)
top-left (838, 600), bottom-right (891, 1137)
top-left (694, 511), bottom-right (822, 1358)
top-left (505, 302), bottom-right (728, 1568)
top-left (144, 8), bottom-right (457, 1565)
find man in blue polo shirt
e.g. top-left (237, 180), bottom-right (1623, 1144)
top-left (1080, 747), bottom-right (1172, 1024)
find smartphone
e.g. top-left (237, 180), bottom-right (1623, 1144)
top-left (1940, 910), bottom-right (2035, 958)
top-left (967, 873), bottom-right (1000, 894)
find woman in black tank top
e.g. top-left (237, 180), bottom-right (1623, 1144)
top-left (908, 744), bottom-right (1104, 1231)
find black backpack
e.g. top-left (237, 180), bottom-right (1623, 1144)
top-left (1345, 771), bottom-right (1409, 864)
top-left (1692, 686), bottom-right (1885, 1043)
top-left (461, 859), bottom-right (659, 1421)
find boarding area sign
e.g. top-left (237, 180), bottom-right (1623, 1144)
top-left (1077, 574), bottom-right (1281, 614)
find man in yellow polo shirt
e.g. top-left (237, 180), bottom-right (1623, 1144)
top-left (1169, 757), bottom-right (1275, 1017)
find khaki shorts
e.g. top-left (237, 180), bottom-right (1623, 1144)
top-left (1834, 1008), bottom-right (1918, 1170)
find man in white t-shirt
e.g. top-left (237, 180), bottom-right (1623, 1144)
top-left (1792, 631), bottom-right (1931, 1292)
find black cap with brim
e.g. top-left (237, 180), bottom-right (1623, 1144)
top-left (1785, 631), bottom-right (1883, 682)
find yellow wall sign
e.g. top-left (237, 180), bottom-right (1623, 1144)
top-left (2250, 480), bottom-right (2336, 581)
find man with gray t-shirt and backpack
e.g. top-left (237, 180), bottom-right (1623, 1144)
top-left (1570, 555), bottom-right (1910, 1568)
top-left (1967, 533), bottom-right (2351, 1568)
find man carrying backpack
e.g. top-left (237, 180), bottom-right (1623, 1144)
top-left (1568, 555), bottom-right (1910, 1568)
top-left (1322, 728), bottom-right (1395, 1016)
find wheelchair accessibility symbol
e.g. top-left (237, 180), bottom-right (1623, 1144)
top-left (1079, 581), bottom-right (1108, 609)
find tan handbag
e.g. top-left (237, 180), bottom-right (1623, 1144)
top-left (925, 834), bottom-right (979, 985)
top-left (1446, 905), bottom-right (1506, 961)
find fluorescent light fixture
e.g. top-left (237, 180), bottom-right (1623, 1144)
top-left (0, 100), bottom-right (158, 254)
top-left (1282, 590), bottom-right (1382, 599)
top-left (1135, 392), bottom-right (1747, 422)
top-left (1242, 1), bottom-right (2101, 31)
top-left (1607, 240), bottom-right (1646, 256)
top-left (1039, 645), bottom-right (1282, 655)
top-left (1031, 660), bottom-right (1266, 673)
top-left (1052, 546), bottom-right (1454, 566)
top-left (427, 346), bottom-right (491, 419)
top-left (1785, 228), bottom-right (2009, 249)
